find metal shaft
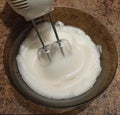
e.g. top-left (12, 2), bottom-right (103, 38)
top-left (31, 20), bottom-right (45, 48)
top-left (48, 13), bottom-right (65, 56)
top-left (48, 13), bottom-right (60, 43)
top-left (31, 20), bottom-right (51, 63)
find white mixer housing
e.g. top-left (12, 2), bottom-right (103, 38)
top-left (7, 0), bottom-right (54, 20)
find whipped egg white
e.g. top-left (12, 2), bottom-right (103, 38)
top-left (16, 21), bottom-right (102, 99)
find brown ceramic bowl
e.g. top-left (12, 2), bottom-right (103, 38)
top-left (4, 7), bottom-right (117, 111)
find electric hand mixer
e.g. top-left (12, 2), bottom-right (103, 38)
top-left (7, 0), bottom-right (71, 65)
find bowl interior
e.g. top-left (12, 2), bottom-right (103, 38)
top-left (4, 7), bottom-right (117, 108)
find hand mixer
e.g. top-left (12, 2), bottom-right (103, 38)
top-left (7, 0), bottom-right (71, 66)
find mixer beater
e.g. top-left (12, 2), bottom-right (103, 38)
top-left (7, 0), bottom-right (71, 65)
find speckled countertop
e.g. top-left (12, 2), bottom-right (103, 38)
top-left (0, 0), bottom-right (120, 114)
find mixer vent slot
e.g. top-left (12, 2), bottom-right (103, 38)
top-left (10, 0), bottom-right (29, 9)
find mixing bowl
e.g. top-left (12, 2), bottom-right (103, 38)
top-left (4, 7), bottom-right (117, 112)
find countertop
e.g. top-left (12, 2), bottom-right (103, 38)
top-left (0, 0), bottom-right (120, 114)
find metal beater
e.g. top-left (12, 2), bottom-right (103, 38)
top-left (7, 0), bottom-right (71, 66)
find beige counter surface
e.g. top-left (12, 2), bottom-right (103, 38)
top-left (0, 0), bottom-right (120, 114)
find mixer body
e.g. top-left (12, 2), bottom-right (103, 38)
top-left (7, 0), bottom-right (54, 20)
